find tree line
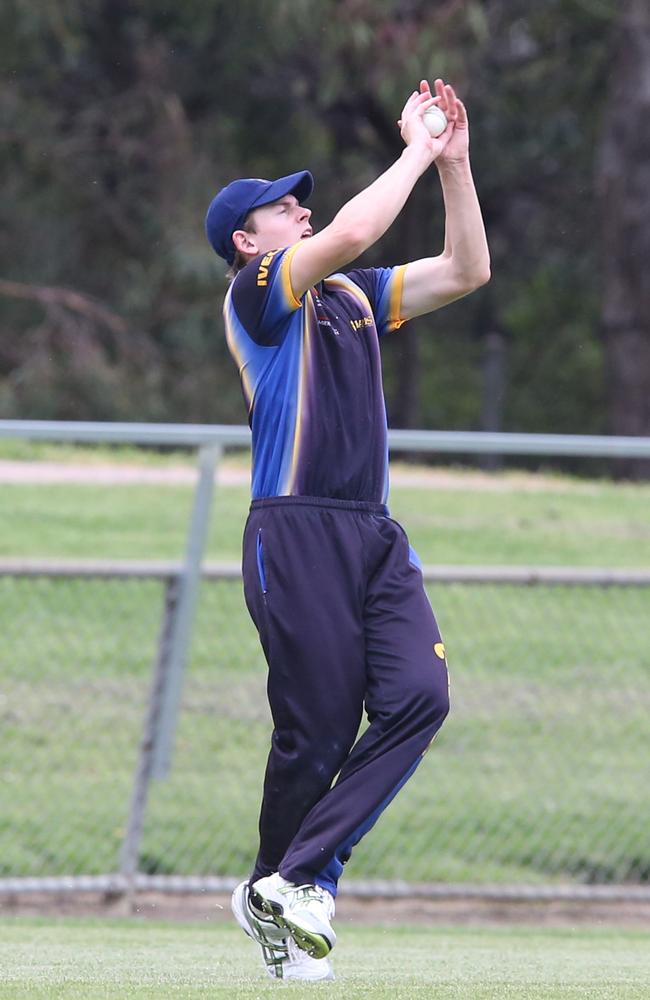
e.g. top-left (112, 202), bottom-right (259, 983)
top-left (1, 0), bottom-right (648, 474)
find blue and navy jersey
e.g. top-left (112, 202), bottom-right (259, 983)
top-left (222, 242), bottom-right (407, 502)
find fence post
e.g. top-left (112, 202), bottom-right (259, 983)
top-left (150, 443), bottom-right (222, 779)
top-left (119, 575), bottom-right (179, 891)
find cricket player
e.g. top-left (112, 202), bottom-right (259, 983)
top-left (205, 78), bottom-right (490, 981)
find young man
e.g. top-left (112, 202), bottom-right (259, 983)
top-left (205, 79), bottom-right (489, 981)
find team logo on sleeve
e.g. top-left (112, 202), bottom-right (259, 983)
top-left (257, 249), bottom-right (281, 287)
top-left (434, 642), bottom-right (446, 660)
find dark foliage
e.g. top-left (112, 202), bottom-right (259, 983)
top-left (1, 0), bottom-right (648, 465)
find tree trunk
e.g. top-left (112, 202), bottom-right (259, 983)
top-left (597, 0), bottom-right (650, 477)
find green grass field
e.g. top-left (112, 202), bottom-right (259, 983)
top-left (2, 572), bottom-right (649, 883)
top-left (1, 469), bottom-right (649, 564)
top-left (1, 918), bottom-right (649, 999)
top-left (1, 452), bottom-right (649, 885)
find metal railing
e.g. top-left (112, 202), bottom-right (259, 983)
top-left (1, 421), bottom-right (649, 901)
top-left (2, 419), bottom-right (650, 457)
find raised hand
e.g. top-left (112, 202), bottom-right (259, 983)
top-left (429, 78), bottom-right (469, 164)
top-left (398, 79), bottom-right (469, 165)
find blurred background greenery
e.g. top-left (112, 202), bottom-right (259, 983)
top-left (1, 0), bottom-right (648, 473)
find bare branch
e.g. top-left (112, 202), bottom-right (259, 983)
top-left (0, 279), bottom-right (128, 336)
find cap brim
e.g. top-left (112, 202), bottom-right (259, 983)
top-left (250, 170), bottom-right (314, 211)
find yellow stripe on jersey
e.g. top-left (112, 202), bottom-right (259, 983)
top-left (223, 287), bottom-right (254, 412)
top-left (280, 242), bottom-right (305, 310)
top-left (388, 263), bottom-right (407, 332)
top-left (325, 273), bottom-right (373, 315)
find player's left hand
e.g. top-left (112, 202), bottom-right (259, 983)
top-left (427, 78), bottom-right (470, 165)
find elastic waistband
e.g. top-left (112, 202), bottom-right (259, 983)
top-left (250, 495), bottom-right (388, 516)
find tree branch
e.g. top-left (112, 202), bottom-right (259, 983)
top-left (0, 279), bottom-right (128, 336)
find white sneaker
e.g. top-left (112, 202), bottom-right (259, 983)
top-left (252, 872), bottom-right (336, 959)
top-left (284, 936), bottom-right (335, 981)
top-left (231, 880), bottom-right (287, 979)
top-left (231, 880), bottom-right (334, 980)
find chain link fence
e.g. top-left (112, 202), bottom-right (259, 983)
top-left (2, 422), bottom-right (649, 899)
top-left (2, 564), bottom-right (649, 892)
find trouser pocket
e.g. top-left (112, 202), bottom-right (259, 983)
top-left (256, 528), bottom-right (268, 595)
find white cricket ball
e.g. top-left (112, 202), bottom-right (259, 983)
top-left (423, 105), bottom-right (448, 138)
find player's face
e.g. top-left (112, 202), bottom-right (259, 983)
top-left (250, 195), bottom-right (312, 252)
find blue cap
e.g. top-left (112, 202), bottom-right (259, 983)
top-left (205, 170), bottom-right (314, 264)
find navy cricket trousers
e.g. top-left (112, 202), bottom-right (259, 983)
top-left (242, 496), bottom-right (449, 896)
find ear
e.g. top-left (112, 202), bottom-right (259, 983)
top-left (232, 229), bottom-right (259, 256)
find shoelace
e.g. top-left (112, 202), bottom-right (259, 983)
top-left (290, 884), bottom-right (328, 904)
top-left (281, 882), bottom-right (335, 919)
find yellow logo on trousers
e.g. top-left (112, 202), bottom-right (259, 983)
top-left (434, 642), bottom-right (446, 660)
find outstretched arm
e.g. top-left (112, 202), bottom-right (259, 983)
top-left (400, 79), bottom-right (491, 319)
top-left (289, 88), bottom-right (454, 300)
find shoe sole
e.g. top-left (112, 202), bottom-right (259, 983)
top-left (282, 965), bottom-right (335, 982)
top-left (232, 883), bottom-right (289, 979)
top-left (231, 884), bottom-right (256, 942)
top-left (255, 893), bottom-right (334, 960)
top-left (232, 883), bottom-right (287, 947)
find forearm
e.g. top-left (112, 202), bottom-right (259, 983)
top-left (331, 145), bottom-right (431, 252)
top-left (437, 159), bottom-right (490, 282)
